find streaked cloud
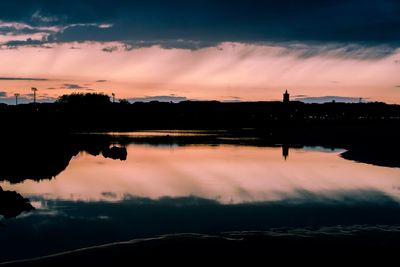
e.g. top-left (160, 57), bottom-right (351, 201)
top-left (61, 83), bottom-right (93, 90)
top-left (0, 42), bottom-right (398, 103)
top-left (102, 46), bottom-right (118, 53)
top-left (128, 95), bottom-right (187, 103)
top-left (0, 77), bottom-right (48, 81)
top-left (31, 10), bottom-right (58, 23)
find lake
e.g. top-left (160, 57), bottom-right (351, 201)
top-left (1, 131), bottom-right (400, 263)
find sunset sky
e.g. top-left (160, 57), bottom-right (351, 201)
top-left (0, 0), bottom-right (399, 104)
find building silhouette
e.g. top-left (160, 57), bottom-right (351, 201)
top-left (283, 90), bottom-right (290, 103)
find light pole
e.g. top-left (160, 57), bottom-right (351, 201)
top-left (31, 87), bottom-right (38, 103)
top-left (112, 93), bottom-right (115, 103)
top-left (14, 93), bottom-right (20, 105)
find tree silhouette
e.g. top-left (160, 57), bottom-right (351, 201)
top-left (57, 93), bottom-right (111, 106)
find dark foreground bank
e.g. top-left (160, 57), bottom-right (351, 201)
top-left (2, 227), bottom-right (399, 266)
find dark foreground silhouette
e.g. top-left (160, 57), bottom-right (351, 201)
top-left (1, 228), bottom-right (399, 266)
top-left (0, 187), bottom-right (34, 219)
top-left (341, 145), bottom-right (400, 168)
top-left (0, 134), bottom-right (127, 184)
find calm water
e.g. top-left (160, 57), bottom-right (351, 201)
top-left (1, 131), bottom-right (400, 262)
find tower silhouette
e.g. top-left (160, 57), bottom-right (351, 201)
top-left (283, 90), bottom-right (290, 103)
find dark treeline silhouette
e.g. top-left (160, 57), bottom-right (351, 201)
top-left (56, 92), bottom-right (111, 106)
top-left (1, 93), bottom-right (399, 148)
top-left (1, 93), bottom-right (399, 135)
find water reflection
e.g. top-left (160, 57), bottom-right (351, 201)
top-left (1, 137), bottom-right (399, 204)
top-left (1, 132), bottom-right (400, 263)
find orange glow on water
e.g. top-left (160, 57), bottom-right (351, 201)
top-left (2, 144), bottom-right (400, 204)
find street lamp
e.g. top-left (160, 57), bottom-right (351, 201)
top-left (14, 93), bottom-right (20, 105)
top-left (31, 87), bottom-right (38, 103)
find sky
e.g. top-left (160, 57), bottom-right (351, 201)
top-left (0, 0), bottom-right (399, 104)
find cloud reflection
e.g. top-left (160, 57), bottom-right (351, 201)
top-left (2, 144), bottom-right (399, 204)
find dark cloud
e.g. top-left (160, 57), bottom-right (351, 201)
top-left (395, 85), bottom-right (400, 88)
top-left (128, 95), bottom-right (187, 103)
top-left (220, 96), bottom-right (242, 103)
top-left (290, 43), bottom-right (396, 60)
top-left (61, 83), bottom-right (93, 90)
top-left (102, 46), bottom-right (118, 53)
top-left (3, 37), bottom-right (47, 47)
top-left (0, 77), bottom-right (48, 81)
top-left (272, 42), bottom-right (398, 60)
top-left (101, 192), bottom-right (117, 199)
top-left (0, 0), bottom-right (399, 52)
top-left (222, 100), bottom-right (242, 103)
top-left (0, 91), bottom-right (7, 97)
top-left (96, 80), bottom-right (107, 83)
top-left (293, 95), bottom-right (308, 98)
top-left (295, 96), bottom-right (367, 103)
top-left (0, 25), bottom-right (54, 36)
top-left (121, 40), bottom-right (218, 51)
top-left (63, 84), bottom-right (83, 89)
top-left (31, 10), bottom-right (59, 23)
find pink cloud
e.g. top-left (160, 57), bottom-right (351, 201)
top-left (0, 42), bottom-right (399, 103)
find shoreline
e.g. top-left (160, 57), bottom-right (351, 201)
top-left (2, 226), bottom-right (400, 265)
